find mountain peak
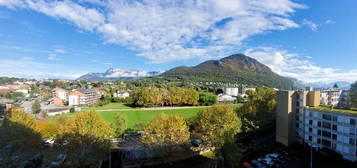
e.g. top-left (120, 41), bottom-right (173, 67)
top-left (162, 53), bottom-right (295, 89)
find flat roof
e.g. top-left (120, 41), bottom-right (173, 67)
top-left (307, 106), bottom-right (357, 115)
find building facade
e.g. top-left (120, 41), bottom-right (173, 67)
top-left (52, 88), bottom-right (67, 101)
top-left (338, 90), bottom-right (350, 108)
top-left (223, 88), bottom-right (239, 96)
top-left (68, 89), bottom-right (98, 106)
top-left (297, 108), bottom-right (357, 161)
top-left (277, 90), bottom-right (357, 161)
top-left (320, 88), bottom-right (343, 106)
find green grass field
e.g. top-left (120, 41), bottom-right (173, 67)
top-left (98, 107), bottom-right (209, 128)
top-left (95, 103), bottom-right (134, 110)
top-left (47, 103), bottom-right (241, 129)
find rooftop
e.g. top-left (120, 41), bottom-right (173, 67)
top-left (307, 106), bottom-right (357, 114)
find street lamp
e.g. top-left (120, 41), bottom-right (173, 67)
top-left (308, 143), bottom-right (319, 168)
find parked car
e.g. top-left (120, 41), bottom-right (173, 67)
top-left (251, 159), bottom-right (267, 168)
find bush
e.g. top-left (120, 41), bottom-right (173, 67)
top-left (69, 107), bottom-right (75, 113)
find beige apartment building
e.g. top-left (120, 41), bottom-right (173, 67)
top-left (276, 90), bottom-right (320, 146)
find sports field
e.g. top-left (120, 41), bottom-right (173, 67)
top-left (47, 103), bottom-right (210, 129)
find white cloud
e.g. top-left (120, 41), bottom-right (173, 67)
top-left (103, 62), bottom-right (112, 65)
top-left (0, 59), bottom-right (84, 79)
top-left (0, 0), bottom-right (25, 9)
top-left (245, 47), bottom-right (357, 83)
top-left (21, 56), bottom-right (34, 60)
top-left (302, 19), bottom-right (318, 31)
top-left (48, 53), bottom-right (57, 60)
top-left (0, 0), bottom-right (306, 63)
top-left (54, 49), bottom-right (66, 53)
top-left (91, 59), bottom-right (98, 62)
top-left (325, 19), bottom-right (335, 24)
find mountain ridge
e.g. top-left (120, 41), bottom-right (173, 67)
top-left (77, 68), bottom-right (161, 81)
top-left (161, 54), bottom-right (297, 89)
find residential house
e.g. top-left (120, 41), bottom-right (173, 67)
top-left (114, 91), bottom-right (130, 98)
top-left (218, 94), bottom-right (236, 102)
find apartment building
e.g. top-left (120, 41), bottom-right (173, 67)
top-left (320, 88), bottom-right (343, 106)
top-left (68, 89), bottom-right (98, 106)
top-left (52, 88), bottom-right (67, 101)
top-left (277, 90), bottom-right (357, 161)
top-left (338, 90), bottom-right (350, 108)
top-left (223, 88), bottom-right (239, 96)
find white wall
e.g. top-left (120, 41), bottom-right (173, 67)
top-left (68, 95), bottom-right (78, 106)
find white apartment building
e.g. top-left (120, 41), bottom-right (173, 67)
top-left (297, 108), bottom-right (357, 161)
top-left (277, 90), bottom-right (357, 162)
top-left (223, 88), bottom-right (239, 96)
top-left (68, 89), bottom-right (98, 106)
top-left (52, 88), bottom-right (67, 101)
top-left (320, 88), bottom-right (343, 106)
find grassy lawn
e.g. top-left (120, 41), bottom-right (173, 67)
top-left (46, 103), bottom-right (242, 128)
top-left (98, 107), bottom-right (209, 128)
top-left (47, 106), bottom-right (210, 128)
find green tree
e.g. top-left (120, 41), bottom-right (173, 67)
top-left (194, 105), bottom-right (241, 148)
top-left (112, 113), bottom-right (128, 137)
top-left (238, 88), bottom-right (277, 127)
top-left (55, 111), bottom-right (114, 168)
top-left (198, 92), bottom-right (217, 106)
top-left (221, 133), bottom-right (241, 168)
top-left (32, 100), bottom-right (41, 114)
top-left (351, 81), bottom-right (357, 108)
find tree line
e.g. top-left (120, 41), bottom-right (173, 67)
top-left (130, 86), bottom-right (217, 107)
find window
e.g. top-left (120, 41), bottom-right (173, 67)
top-left (317, 138), bottom-right (321, 144)
top-left (322, 114), bottom-right (332, 120)
top-left (350, 119), bottom-right (356, 125)
top-left (322, 122), bottom-right (331, 129)
top-left (332, 143), bottom-right (336, 150)
top-left (318, 121), bottom-right (321, 127)
top-left (309, 136), bottom-right (312, 141)
top-left (332, 134), bottom-right (337, 140)
top-left (350, 128), bottom-right (356, 135)
top-left (296, 101), bottom-right (300, 107)
top-left (309, 120), bottom-right (313, 125)
top-left (332, 116), bottom-right (337, 122)
top-left (309, 128), bottom-right (313, 132)
top-left (296, 109), bottom-right (300, 114)
top-left (332, 125), bottom-right (337, 131)
top-left (322, 139), bottom-right (331, 147)
top-left (318, 130), bottom-right (321, 135)
top-left (350, 138), bottom-right (356, 145)
top-left (296, 116), bottom-right (299, 121)
top-left (296, 123), bottom-right (299, 128)
top-left (322, 131), bottom-right (331, 138)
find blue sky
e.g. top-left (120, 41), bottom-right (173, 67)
top-left (0, 0), bottom-right (356, 83)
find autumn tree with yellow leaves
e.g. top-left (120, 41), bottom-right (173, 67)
top-left (142, 114), bottom-right (190, 146)
top-left (55, 110), bottom-right (115, 168)
top-left (193, 105), bottom-right (241, 148)
top-left (0, 108), bottom-right (42, 167)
